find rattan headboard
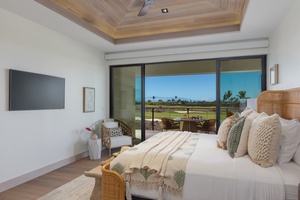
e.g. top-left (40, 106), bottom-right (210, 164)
top-left (257, 87), bottom-right (300, 121)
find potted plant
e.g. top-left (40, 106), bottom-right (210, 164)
top-left (85, 127), bottom-right (98, 140)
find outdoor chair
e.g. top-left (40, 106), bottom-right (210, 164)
top-left (102, 119), bottom-right (132, 157)
top-left (161, 118), bottom-right (180, 131)
top-left (196, 119), bottom-right (216, 133)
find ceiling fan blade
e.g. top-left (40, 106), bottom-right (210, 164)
top-left (138, 4), bottom-right (150, 16)
top-left (138, 0), bottom-right (154, 16)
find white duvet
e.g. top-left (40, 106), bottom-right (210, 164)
top-left (129, 133), bottom-right (285, 200)
top-left (182, 134), bottom-right (285, 200)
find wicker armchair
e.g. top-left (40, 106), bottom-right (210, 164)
top-left (102, 162), bottom-right (125, 200)
top-left (102, 119), bottom-right (132, 157)
top-left (196, 119), bottom-right (216, 133)
top-left (161, 118), bottom-right (180, 131)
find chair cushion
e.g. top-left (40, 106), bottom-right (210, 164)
top-left (103, 121), bottom-right (118, 128)
top-left (110, 135), bottom-right (132, 148)
top-left (108, 127), bottom-right (123, 137)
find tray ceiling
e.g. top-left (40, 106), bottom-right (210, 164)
top-left (35, 0), bottom-right (249, 44)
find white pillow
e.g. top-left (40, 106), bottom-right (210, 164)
top-left (277, 117), bottom-right (300, 164)
top-left (293, 144), bottom-right (300, 166)
top-left (103, 121), bottom-right (118, 128)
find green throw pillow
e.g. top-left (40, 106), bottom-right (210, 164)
top-left (227, 116), bottom-right (246, 158)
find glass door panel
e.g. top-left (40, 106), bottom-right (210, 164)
top-left (110, 66), bottom-right (142, 145)
top-left (220, 58), bottom-right (263, 122)
top-left (145, 60), bottom-right (216, 134)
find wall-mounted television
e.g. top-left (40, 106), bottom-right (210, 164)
top-left (9, 69), bottom-right (65, 111)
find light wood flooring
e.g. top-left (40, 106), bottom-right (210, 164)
top-left (0, 150), bottom-right (111, 200)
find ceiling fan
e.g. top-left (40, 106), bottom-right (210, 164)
top-left (138, 0), bottom-right (155, 16)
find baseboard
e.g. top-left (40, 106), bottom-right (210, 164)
top-left (0, 151), bottom-right (89, 193)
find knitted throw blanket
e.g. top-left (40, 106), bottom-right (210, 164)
top-left (110, 131), bottom-right (200, 198)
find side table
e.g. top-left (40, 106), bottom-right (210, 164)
top-left (88, 139), bottom-right (102, 160)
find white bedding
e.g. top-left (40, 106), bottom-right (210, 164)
top-left (279, 162), bottom-right (300, 200)
top-left (183, 134), bottom-right (285, 200)
top-left (121, 133), bottom-right (299, 200)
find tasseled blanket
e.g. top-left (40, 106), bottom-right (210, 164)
top-left (110, 131), bottom-right (200, 199)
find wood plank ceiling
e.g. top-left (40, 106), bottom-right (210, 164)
top-left (35, 0), bottom-right (249, 44)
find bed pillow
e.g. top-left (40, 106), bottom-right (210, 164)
top-left (248, 113), bottom-right (282, 168)
top-left (216, 115), bottom-right (237, 150)
top-left (227, 116), bottom-right (246, 158)
top-left (108, 127), bottom-right (123, 137)
top-left (103, 121), bottom-right (118, 128)
top-left (240, 107), bottom-right (254, 117)
top-left (293, 144), bottom-right (300, 166)
top-left (277, 117), bottom-right (300, 164)
top-left (235, 111), bottom-right (261, 158)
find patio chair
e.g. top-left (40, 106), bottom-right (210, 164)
top-left (196, 119), bottom-right (216, 133)
top-left (102, 119), bottom-right (132, 157)
top-left (161, 118), bottom-right (180, 131)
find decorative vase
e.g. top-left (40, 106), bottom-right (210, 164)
top-left (92, 133), bottom-right (98, 140)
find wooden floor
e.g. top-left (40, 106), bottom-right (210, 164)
top-left (0, 150), bottom-right (111, 200)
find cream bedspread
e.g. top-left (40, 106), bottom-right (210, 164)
top-left (111, 132), bottom-right (285, 200)
top-left (110, 131), bottom-right (200, 198)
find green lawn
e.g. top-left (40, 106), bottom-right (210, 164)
top-left (142, 106), bottom-right (236, 122)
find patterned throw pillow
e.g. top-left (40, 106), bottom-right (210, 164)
top-left (248, 113), bottom-right (281, 168)
top-left (235, 111), bottom-right (261, 158)
top-left (108, 127), bottom-right (123, 137)
top-left (216, 115), bottom-right (237, 150)
top-left (227, 116), bottom-right (246, 158)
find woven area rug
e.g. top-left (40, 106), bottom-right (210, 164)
top-left (37, 175), bottom-right (94, 200)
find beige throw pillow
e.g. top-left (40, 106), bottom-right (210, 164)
top-left (240, 107), bottom-right (254, 117)
top-left (216, 115), bottom-right (237, 150)
top-left (248, 113), bottom-right (281, 168)
top-left (235, 111), bottom-right (261, 158)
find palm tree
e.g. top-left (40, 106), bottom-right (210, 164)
top-left (236, 90), bottom-right (248, 100)
top-left (222, 90), bottom-right (232, 102)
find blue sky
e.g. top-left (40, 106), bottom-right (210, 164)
top-left (146, 74), bottom-right (216, 101)
top-left (137, 72), bottom-right (261, 102)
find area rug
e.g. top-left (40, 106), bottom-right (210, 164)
top-left (37, 175), bottom-right (94, 200)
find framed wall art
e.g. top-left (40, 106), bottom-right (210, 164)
top-left (83, 87), bottom-right (95, 112)
top-left (270, 64), bottom-right (278, 85)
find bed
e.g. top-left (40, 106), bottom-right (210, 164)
top-left (102, 87), bottom-right (300, 200)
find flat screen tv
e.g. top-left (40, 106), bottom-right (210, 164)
top-left (9, 69), bottom-right (65, 111)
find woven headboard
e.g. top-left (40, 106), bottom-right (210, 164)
top-left (257, 87), bottom-right (300, 121)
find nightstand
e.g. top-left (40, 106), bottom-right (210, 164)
top-left (88, 139), bottom-right (102, 160)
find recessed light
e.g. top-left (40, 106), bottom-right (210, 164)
top-left (161, 8), bottom-right (168, 13)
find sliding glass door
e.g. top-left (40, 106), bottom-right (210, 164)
top-left (219, 58), bottom-right (266, 122)
top-left (110, 55), bottom-right (266, 141)
top-left (110, 66), bottom-right (143, 145)
top-left (145, 60), bottom-right (216, 134)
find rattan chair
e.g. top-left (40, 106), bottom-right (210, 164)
top-left (102, 162), bottom-right (125, 200)
top-left (102, 119), bottom-right (132, 157)
top-left (196, 119), bottom-right (216, 133)
top-left (161, 118), bottom-right (180, 131)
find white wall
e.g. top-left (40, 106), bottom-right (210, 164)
top-left (0, 8), bottom-right (107, 191)
top-left (268, 1), bottom-right (300, 90)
